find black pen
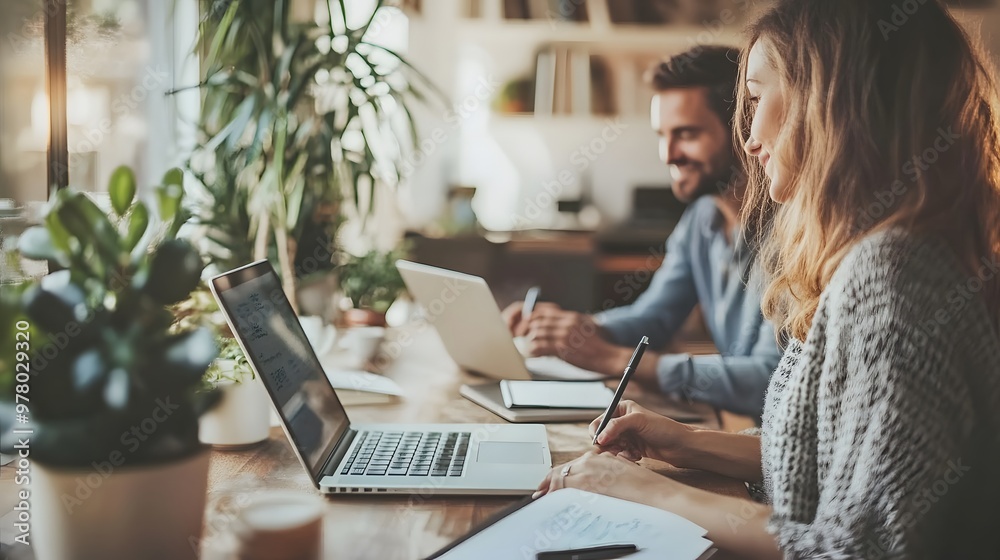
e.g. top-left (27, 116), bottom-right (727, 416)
top-left (536, 543), bottom-right (639, 560)
top-left (592, 336), bottom-right (648, 445)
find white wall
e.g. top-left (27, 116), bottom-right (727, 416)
top-left (401, 1), bottom-right (1000, 232)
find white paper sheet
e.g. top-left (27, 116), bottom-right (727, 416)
top-left (323, 369), bottom-right (403, 396)
top-left (438, 488), bottom-right (712, 560)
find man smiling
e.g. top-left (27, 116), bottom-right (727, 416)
top-left (504, 46), bottom-right (780, 420)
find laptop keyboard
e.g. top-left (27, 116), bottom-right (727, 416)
top-left (340, 431), bottom-right (471, 477)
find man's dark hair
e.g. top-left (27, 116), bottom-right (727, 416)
top-left (647, 45), bottom-right (741, 130)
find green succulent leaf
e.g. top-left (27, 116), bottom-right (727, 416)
top-left (17, 227), bottom-right (68, 266)
top-left (163, 328), bottom-right (219, 382)
top-left (163, 167), bottom-right (184, 189)
top-left (22, 270), bottom-right (90, 334)
top-left (103, 367), bottom-right (130, 410)
top-left (124, 202), bottom-right (150, 250)
top-left (44, 209), bottom-right (73, 254)
top-left (156, 183), bottom-right (184, 222)
top-left (71, 349), bottom-right (107, 393)
top-left (108, 165), bottom-right (137, 217)
top-left (143, 239), bottom-right (204, 304)
top-left (2, 165), bottom-right (219, 467)
top-left (55, 191), bottom-right (121, 268)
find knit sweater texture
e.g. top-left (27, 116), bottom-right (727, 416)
top-left (760, 228), bottom-right (1000, 559)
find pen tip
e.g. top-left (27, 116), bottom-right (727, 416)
top-left (640, 336), bottom-right (648, 344)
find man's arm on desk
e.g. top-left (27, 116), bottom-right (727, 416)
top-left (507, 218), bottom-right (700, 373)
top-left (592, 209), bottom-right (700, 349)
top-left (631, 320), bottom-right (782, 420)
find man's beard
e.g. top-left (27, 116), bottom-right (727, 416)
top-left (674, 161), bottom-right (737, 203)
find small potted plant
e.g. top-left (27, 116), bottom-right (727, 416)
top-left (173, 289), bottom-right (271, 448)
top-left (0, 166), bottom-right (218, 560)
top-left (337, 248), bottom-right (407, 328)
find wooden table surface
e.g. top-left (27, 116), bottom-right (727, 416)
top-left (1, 323), bottom-right (751, 560)
top-left (201, 324), bottom-right (750, 559)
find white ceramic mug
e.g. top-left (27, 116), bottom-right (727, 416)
top-left (338, 326), bottom-right (386, 365)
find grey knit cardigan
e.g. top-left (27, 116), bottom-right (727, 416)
top-left (760, 229), bottom-right (1000, 559)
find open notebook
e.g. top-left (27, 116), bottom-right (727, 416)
top-left (425, 488), bottom-right (714, 559)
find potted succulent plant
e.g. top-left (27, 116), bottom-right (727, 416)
top-left (172, 289), bottom-right (271, 449)
top-left (0, 166), bottom-right (219, 560)
top-left (337, 248), bottom-right (407, 327)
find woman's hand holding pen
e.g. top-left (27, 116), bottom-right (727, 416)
top-left (589, 400), bottom-right (697, 466)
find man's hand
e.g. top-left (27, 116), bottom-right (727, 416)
top-left (501, 300), bottom-right (534, 337)
top-left (503, 301), bottom-right (661, 384)
top-left (521, 305), bottom-right (628, 376)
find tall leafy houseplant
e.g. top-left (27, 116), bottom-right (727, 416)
top-left (0, 167), bottom-right (219, 560)
top-left (186, 0), bottom-right (443, 308)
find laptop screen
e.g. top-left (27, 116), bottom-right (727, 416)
top-left (211, 261), bottom-right (349, 479)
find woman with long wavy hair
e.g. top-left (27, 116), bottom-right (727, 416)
top-left (533, 1), bottom-right (1000, 557)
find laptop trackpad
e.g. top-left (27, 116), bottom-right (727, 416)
top-left (477, 442), bottom-right (545, 464)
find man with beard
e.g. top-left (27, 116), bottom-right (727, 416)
top-left (503, 46), bottom-right (780, 420)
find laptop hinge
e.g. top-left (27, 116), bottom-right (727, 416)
top-left (320, 427), bottom-right (359, 479)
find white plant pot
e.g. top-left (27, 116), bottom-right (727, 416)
top-left (199, 373), bottom-right (271, 448)
top-left (30, 450), bottom-right (210, 560)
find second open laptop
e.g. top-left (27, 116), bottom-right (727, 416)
top-left (395, 260), bottom-right (606, 382)
top-left (210, 260), bottom-right (551, 495)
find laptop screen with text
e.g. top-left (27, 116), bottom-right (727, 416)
top-left (212, 262), bottom-right (349, 479)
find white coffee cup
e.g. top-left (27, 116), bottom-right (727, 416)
top-left (299, 316), bottom-right (337, 357)
top-left (339, 326), bottom-right (386, 365)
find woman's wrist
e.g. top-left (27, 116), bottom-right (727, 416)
top-left (669, 428), bottom-right (764, 482)
top-left (663, 423), bottom-right (703, 468)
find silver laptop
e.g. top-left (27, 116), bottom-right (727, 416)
top-left (395, 260), bottom-right (606, 381)
top-left (210, 260), bottom-right (551, 495)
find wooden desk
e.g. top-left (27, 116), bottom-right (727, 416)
top-left (0, 324), bottom-right (750, 560)
top-left (202, 325), bottom-right (749, 559)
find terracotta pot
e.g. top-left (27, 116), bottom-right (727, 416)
top-left (342, 307), bottom-right (387, 327)
top-left (30, 449), bottom-right (211, 560)
top-left (199, 367), bottom-right (271, 448)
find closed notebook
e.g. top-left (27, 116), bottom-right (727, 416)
top-left (500, 380), bottom-right (613, 409)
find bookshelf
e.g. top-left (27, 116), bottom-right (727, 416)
top-left (449, 0), bottom-right (750, 118)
